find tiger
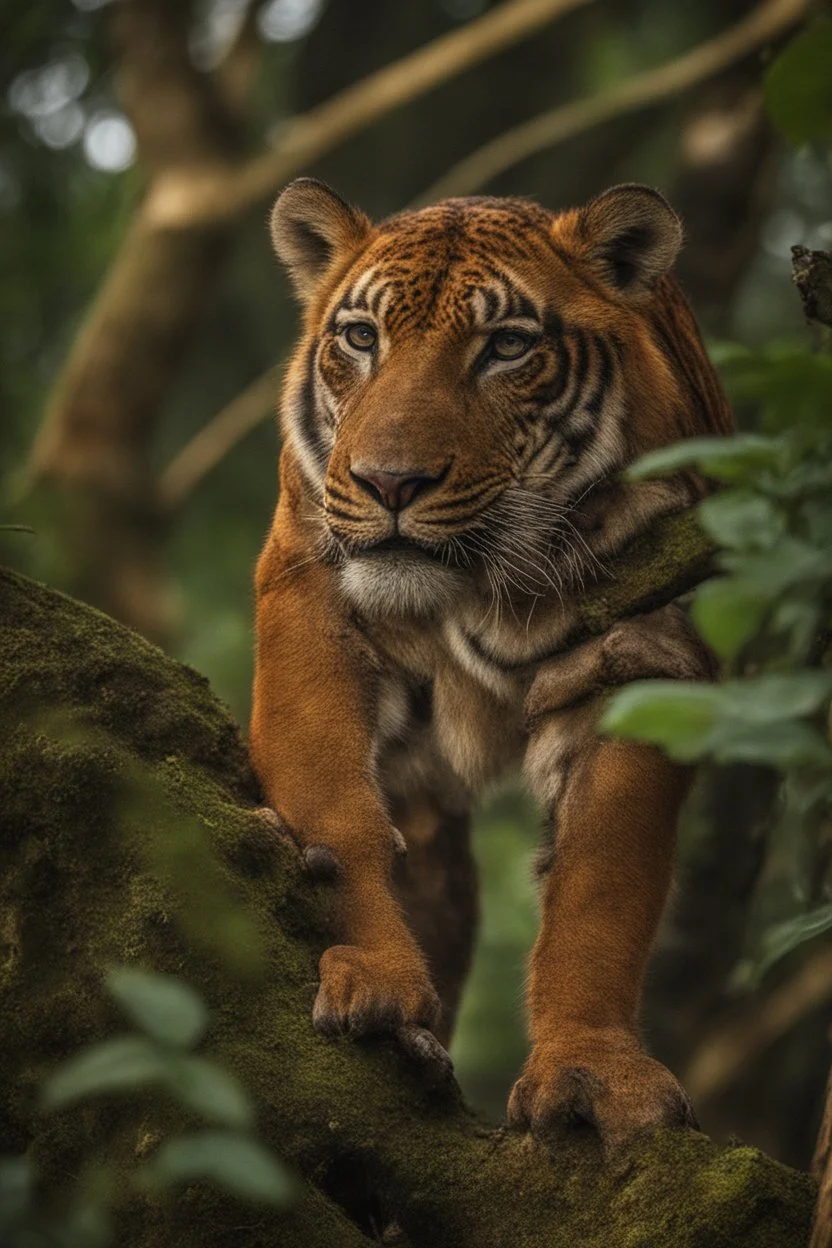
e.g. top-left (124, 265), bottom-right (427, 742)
top-left (250, 178), bottom-right (732, 1151)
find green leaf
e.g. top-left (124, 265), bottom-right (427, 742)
top-left (691, 578), bottom-right (768, 661)
top-left (706, 721), bottom-right (832, 770)
top-left (603, 673), bottom-right (832, 769)
top-left (42, 1036), bottom-right (165, 1110)
top-left (769, 598), bottom-right (822, 656)
top-left (0, 1156), bottom-right (31, 1226)
top-left (752, 904), bottom-right (832, 984)
top-left (720, 671), bottom-right (832, 723)
top-left (764, 20), bottom-right (832, 145)
top-left (53, 1202), bottom-right (113, 1248)
top-left (106, 968), bottom-right (207, 1049)
top-left (163, 1054), bottom-right (253, 1129)
top-left (627, 435), bottom-right (785, 484)
top-left (722, 538), bottom-right (832, 598)
top-left (721, 347), bottom-right (832, 432)
top-left (698, 492), bottom-right (785, 551)
top-left (143, 1132), bottom-right (294, 1206)
top-left (601, 683), bottom-right (721, 762)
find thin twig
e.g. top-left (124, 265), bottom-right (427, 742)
top-left (213, 0), bottom-right (269, 119)
top-left (158, 367), bottom-right (280, 510)
top-left (416, 0), bottom-right (809, 203)
top-left (684, 944), bottom-right (832, 1104)
top-left (142, 0), bottom-right (596, 230)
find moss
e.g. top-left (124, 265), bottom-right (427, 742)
top-left (572, 510), bottom-right (716, 645)
top-left (0, 567), bottom-right (815, 1247)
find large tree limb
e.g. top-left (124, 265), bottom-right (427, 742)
top-left (554, 508), bottom-right (716, 651)
top-left (1, 508), bottom-right (814, 1247)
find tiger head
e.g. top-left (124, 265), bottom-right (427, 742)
top-left (271, 179), bottom-right (730, 618)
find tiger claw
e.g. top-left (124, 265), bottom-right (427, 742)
top-left (302, 843), bottom-right (342, 881)
top-left (396, 1023), bottom-right (454, 1085)
top-left (391, 826), bottom-right (408, 857)
top-left (252, 809), bottom-right (342, 880)
top-left (253, 806), bottom-right (296, 851)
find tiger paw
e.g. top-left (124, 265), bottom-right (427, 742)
top-left (507, 1029), bottom-right (697, 1153)
top-left (312, 943), bottom-right (441, 1041)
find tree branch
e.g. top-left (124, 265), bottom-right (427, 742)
top-left (157, 366), bottom-right (281, 511)
top-left (553, 508), bottom-right (716, 652)
top-left (0, 563), bottom-right (815, 1247)
top-left (24, 0), bottom-right (597, 637)
top-left (416, 0), bottom-right (808, 203)
top-left (684, 946), bottom-right (832, 1104)
top-left (168, 0), bottom-right (804, 506)
top-left (141, 0), bottom-right (597, 231)
top-left (23, 0), bottom-right (258, 642)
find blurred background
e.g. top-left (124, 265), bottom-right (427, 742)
top-left (1, 0), bottom-right (830, 1171)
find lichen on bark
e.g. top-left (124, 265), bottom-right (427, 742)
top-left (0, 565), bottom-right (815, 1246)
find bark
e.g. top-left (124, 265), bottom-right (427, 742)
top-left (25, 0), bottom-right (250, 646)
top-left (812, 1065), bottom-right (832, 1248)
top-left (553, 509), bottom-right (715, 651)
top-left (673, 76), bottom-right (778, 327)
top-left (0, 512), bottom-right (817, 1247)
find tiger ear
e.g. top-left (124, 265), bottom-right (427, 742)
top-left (270, 178), bottom-right (371, 303)
top-left (575, 184), bottom-right (683, 299)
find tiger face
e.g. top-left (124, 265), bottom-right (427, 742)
top-left (272, 180), bottom-right (729, 618)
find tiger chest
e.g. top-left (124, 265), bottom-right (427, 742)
top-left (371, 616), bottom-right (526, 808)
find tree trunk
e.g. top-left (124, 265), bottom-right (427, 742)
top-left (0, 562), bottom-right (816, 1247)
top-left (812, 1064), bottom-right (832, 1248)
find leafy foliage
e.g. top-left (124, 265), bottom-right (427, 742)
top-left (2, 969), bottom-right (294, 1248)
top-left (142, 1133), bottom-right (294, 1206)
top-left (764, 18), bottom-right (832, 146)
top-left (605, 346), bottom-right (832, 983)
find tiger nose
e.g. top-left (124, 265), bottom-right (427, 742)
top-left (349, 464), bottom-right (446, 512)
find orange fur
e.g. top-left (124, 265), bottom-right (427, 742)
top-left (251, 181), bottom-right (731, 1145)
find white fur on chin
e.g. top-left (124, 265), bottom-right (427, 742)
top-left (339, 552), bottom-right (462, 618)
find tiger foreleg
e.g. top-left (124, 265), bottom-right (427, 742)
top-left (251, 535), bottom-right (440, 1046)
top-left (512, 609), bottom-right (711, 1151)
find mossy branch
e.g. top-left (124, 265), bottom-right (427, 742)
top-left (557, 508), bottom-right (717, 651)
top-left (0, 558), bottom-right (812, 1248)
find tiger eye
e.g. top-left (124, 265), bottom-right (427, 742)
top-left (490, 329), bottom-right (531, 361)
top-left (344, 322), bottom-right (377, 351)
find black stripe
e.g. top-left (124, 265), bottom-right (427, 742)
top-left (584, 334), bottom-right (615, 418)
top-left (562, 412), bottom-right (597, 459)
top-left (463, 626), bottom-right (585, 674)
top-left (509, 291), bottom-right (539, 321)
top-left (325, 481), bottom-right (355, 505)
top-left (325, 502), bottom-right (363, 522)
top-left (424, 479), bottom-right (505, 512)
top-left (483, 287), bottom-right (500, 321)
top-left (296, 343), bottom-right (329, 475)
top-left (545, 331), bottom-right (588, 433)
top-left (533, 338), bottom-right (571, 412)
